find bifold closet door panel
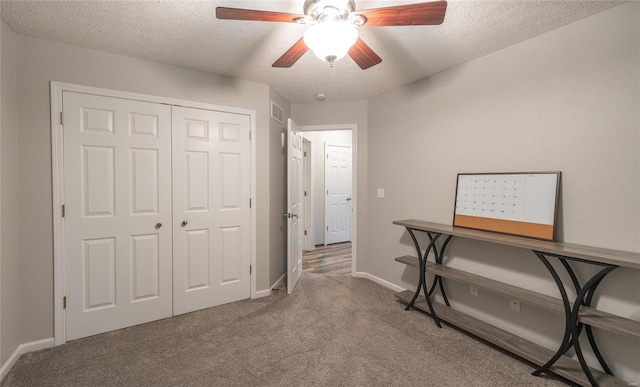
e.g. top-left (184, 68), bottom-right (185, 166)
top-left (63, 91), bottom-right (173, 340)
top-left (172, 106), bottom-right (251, 315)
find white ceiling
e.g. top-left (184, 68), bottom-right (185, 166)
top-left (0, 0), bottom-right (622, 104)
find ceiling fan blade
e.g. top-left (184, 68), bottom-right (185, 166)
top-left (216, 7), bottom-right (303, 23)
top-left (273, 38), bottom-right (309, 68)
top-left (358, 1), bottom-right (447, 27)
top-left (348, 38), bottom-right (382, 70)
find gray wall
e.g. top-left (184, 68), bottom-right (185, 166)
top-left (291, 100), bottom-right (368, 271)
top-left (268, 87), bottom-right (290, 287)
top-left (366, 3), bottom-right (639, 381)
top-left (1, 21), bottom-right (19, 366)
top-left (14, 34), bottom-right (274, 343)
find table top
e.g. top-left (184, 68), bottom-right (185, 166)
top-left (393, 219), bottom-right (640, 270)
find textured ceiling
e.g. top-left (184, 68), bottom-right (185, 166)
top-left (0, 1), bottom-right (622, 104)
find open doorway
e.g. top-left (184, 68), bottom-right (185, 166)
top-left (324, 143), bottom-right (352, 245)
top-left (302, 242), bottom-right (352, 275)
top-left (298, 125), bottom-right (355, 275)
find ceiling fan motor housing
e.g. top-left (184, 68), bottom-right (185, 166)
top-left (303, 0), bottom-right (356, 21)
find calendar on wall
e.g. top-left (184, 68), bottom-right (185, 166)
top-left (453, 172), bottom-right (561, 241)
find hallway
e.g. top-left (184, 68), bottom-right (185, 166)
top-left (302, 242), bottom-right (352, 275)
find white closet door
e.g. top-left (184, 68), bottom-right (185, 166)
top-left (63, 91), bottom-right (172, 340)
top-left (172, 107), bottom-right (251, 315)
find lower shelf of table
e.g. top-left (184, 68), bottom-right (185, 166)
top-left (395, 290), bottom-right (628, 387)
top-left (395, 255), bottom-right (640, 339)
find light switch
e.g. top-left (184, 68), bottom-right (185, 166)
top-left (377, 188), bottom-right (385, 198)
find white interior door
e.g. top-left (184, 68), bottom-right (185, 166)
top-left (172, 106), bottom-right (251, 315)
top-left (287, 118), bottom-right (304, 294)
top-left (324, 144), bottom-right (352, 245)
top-left (63, 91), bottom-right (172, 340)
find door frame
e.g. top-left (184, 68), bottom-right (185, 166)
top-left (302, 138), bottom-right (314, 252)
top-left (297, 124), bottom-right (357, 276)
top-left (50, 82), bottom-right (257, 345)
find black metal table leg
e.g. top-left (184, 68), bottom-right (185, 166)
top-left (424, 234), bottom-right (453, 306)
top-left (404, 228), bottom-right (425, 309)
top-left (560, 257), bottom-right (614, 376)
top-left (436, 235), bottom-right (453, 307)
top-left (569, 265), bottom-right (617, 386)
top-left (532, 251), bottom-right (618, 387)
top-left (532, 252), bottom-right (574, 377)
top-left (403, 229), bottom-right (456, 327)
top-left (405, 228), bottom-right (443, 328)
top-left (584, 284), bottom-right (613, 375)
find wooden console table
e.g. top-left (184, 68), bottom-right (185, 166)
top-left (393, 219), bottom-right (639, 387)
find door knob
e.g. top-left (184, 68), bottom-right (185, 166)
top-left (283, 213), bottom-right (298, 219)
top-left (155, 223), bottom-right (162, 229)
top-left (346, 197), bottom-right (352, 201)
top-left (181, 220), bottom-right (188, 227)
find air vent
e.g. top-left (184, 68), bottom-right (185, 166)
top-left (270, 101), bottom-right (284, 124)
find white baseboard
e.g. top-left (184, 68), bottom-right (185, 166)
top-left (0, 337), bottom-right (54, 381)
top-left (353, 272), bottom-right (406, 293)
top-left (253, 273), bottom-right (287, 299)
top-left (254, 288), bottom-right (271, 298)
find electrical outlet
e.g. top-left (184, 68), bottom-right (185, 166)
top-left (510, 299), bottom-right (521, 312)
top-left (376, 188), bottom-right (385, 198)
top-left (470, 286), bottom-right (478, 296)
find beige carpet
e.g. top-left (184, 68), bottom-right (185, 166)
top-left (2, 273), bottom-right (574, 386)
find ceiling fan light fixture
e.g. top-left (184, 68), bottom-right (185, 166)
top-left (303, 21), bottom-right (358, 66)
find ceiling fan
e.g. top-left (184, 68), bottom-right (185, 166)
top-left (216, 0), bottom-right (447, 70)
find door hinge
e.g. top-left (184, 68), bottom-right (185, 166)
top-left (304, 191), bottom-right (307, 197)
top-left (249, 131), bottom-right (252, 141)
top-left (249, 198), bottom-right (252, 208)
top-left (304, 230), bottom-right (307, 236)
top-left (250, 265), bottom-right (252, 274)
top-left (63, 296), bottom-right (67, 309)
top-left (62, 205), bottom-right (66, 218)
top-left (326, 226), bottom-right (329, 231)
top-left (304, 151), bottom-right (307, 157)
top-left (60, 112), bottom-right (64, 125)
top-left (327, 190), bottom-right (328, 195)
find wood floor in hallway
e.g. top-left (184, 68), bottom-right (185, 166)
top-left (303, 242), bottom-right (352, 275)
